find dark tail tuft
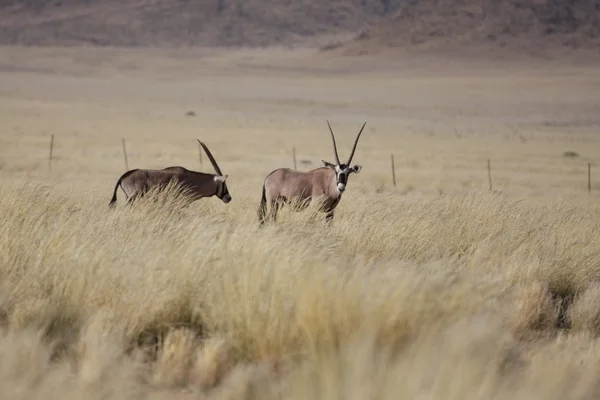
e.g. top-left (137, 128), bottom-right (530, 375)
top-left (109, 183), bottom-right (119, 208)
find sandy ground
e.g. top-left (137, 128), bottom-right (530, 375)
top-left (0, 45), bottom-right (598, 203)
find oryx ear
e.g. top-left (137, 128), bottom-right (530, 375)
top-left (214, 175), bottom-right (228, 182)
top-left (352, 165), bottom-right (362, 173)
top-left (322, 160), bottom-right (336, 169)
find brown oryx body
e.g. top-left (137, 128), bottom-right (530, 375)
top-left (109, 140), bottom-right (231, 207)
top-left (258, 121), bottom-right (367, 224)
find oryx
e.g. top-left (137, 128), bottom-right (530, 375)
top-left (258, 120), bottom-right (367, 225)
top-left (109, 140), bottom-right (231, 207)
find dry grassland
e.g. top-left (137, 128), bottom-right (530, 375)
top-left (1, 46), bottom-right (600, 399)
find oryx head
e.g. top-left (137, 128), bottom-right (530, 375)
top-left (197, 140), bottom-right (232, 203)
top-left (321, 121), bottom-right (367, 193)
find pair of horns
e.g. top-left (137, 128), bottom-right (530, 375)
top-left (327, 120), bottom-right (367, 166)
top-left (197, 139), bottom-right (224, 176)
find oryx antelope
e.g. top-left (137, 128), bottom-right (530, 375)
top-left (109, 140), bottom-right (231, 207)
top-left (258, 120), bottom-right (367, 225)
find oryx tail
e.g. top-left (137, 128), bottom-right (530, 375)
top-left (109, 169), bottom-right (139, 208)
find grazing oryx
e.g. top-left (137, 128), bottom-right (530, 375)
top-left (109, 140), bottom-right (231, 207)
top-left (258, 120), bottom-right (367, 225)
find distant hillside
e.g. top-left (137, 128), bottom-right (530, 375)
top-left (2, 0), bottom-right (598, 58)
top-left (330, 0), bottom-right (600, 56)
top-left (0, 0), bottom-right (405, 47)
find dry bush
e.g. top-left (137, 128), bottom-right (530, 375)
top-left (509, 281), bottom-right (559, 340)
top-left (189, 336), bottom-right (235, 391)
top-left (569, 283), bottom-right (600, 335)
top-left (151, 328), bottom-right (199, 388)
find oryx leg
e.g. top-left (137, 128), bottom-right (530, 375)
top-left (269, 200), bottom-right (280, 223)
top-left (325, 210), bottom-right (334, 224)
top-left (125, 186), bottom-right (148, 206)
top-left (269, 197), bottom-right (286, 222)
top-left (126, 192), bottom-right (141, 206)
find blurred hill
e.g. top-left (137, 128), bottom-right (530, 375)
top-left (327, 0), bottom-right (600, 57)
top-left (0, 0), bottom-right (598, 58)
top-left (0, 0), bottom-right (404, 47)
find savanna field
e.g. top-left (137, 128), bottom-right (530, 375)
top-left (1, 46), bottom-right (600, 399)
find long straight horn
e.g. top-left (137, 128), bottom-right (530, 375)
top-left (346, 121), bottom-right (367, 165)
top-left (197, 139), bottom-right (224, 176)
top-left (326, 120), bottom-right (341, 165)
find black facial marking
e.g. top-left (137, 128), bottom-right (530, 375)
top-left (214, 180), bottom-right (224, 198)
top-left (222, 184), bottom-right (229, 199)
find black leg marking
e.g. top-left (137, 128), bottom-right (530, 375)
top-left (325, 210), bottom-right (334, 225)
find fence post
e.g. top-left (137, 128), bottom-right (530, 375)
top-left (391, 154), bottom-right (396, 187)
top-left (122, 138), bottom-right (129, 171)
top-left (487, 158), bottom-right (492, 191)
top-left (48, 133), bottom-right (54, 172)
top-left (589, 163), bottom-right (592, 194)
top-left (293, 146), bottom-right (297, 170)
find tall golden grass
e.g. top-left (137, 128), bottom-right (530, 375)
top-left (1, 179), bottom-right (599, 399)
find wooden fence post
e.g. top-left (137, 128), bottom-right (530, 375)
top-left (293, 146), bottom-right (297, 170)
top-left (589, 163), bottom-right (592, 194)
top-left (122, 138), bottom-right (129, 171)
top-left (487, 158), bottom-right (492, 191)
top-left (48, 133), bottom-right (54, 172)
top-left (391, 154), bottom-right (396, 187)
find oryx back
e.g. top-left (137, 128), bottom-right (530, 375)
top-left (264, 167), bottom-right (337, 206)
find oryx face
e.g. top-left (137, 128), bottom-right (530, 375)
top-left (323, 120), bottom-right (367, 193)
top-left (322, 161), bottom-right (362, 193)
top-left (214, 175), bottom-right (231, 203)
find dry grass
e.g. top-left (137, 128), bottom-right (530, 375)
top-left (1, 46), bottom-right (600, 399)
